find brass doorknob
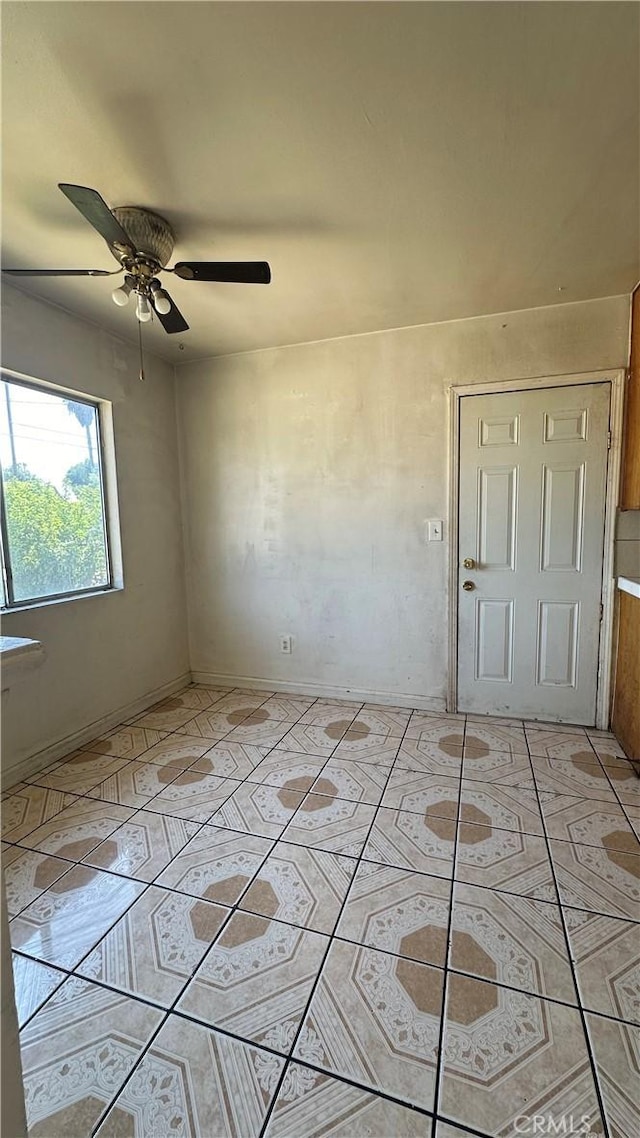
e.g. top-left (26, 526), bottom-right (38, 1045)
top-left (462, 580), bottom-right (475, 591)
top-left (463, 558), bottom-right (475, 569)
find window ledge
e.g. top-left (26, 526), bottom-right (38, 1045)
top-left (1, 585), bottom-right (123, 615)
top-left (0, 636), bottom-right (46, 688)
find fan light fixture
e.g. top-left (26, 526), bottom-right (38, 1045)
top-left (150, 279), bottom-right (172, 316)
top-left (2, 184), bottom-right (272, 339)
top-left (111, 279), bottom-right (133, 307)
top-left (135, 293), bottom-right (152, 323)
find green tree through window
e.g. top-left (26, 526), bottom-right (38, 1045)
top-left (1, 379), bottom-right (111, 605)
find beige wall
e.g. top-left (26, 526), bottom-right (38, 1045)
top-left (177, 296), bottom-right (630, 708)
top-left (1, 285), bottom-right (189, 784)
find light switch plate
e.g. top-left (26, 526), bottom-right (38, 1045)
top-left (427, 519), bottom-right (444, 542)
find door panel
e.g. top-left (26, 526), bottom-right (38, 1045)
top-left (457, 383), bottom-right (609, 724)
top-left (540, 464), bottom-right (585, 571)
top-left (478, 467), bottom-right (517, 569)
top-left (536, 601), bottom-right (579, 687)
top-left (476, 599), bottom-right (514, 683)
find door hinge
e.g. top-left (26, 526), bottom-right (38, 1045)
top-left (607, 430), bottom-right (612, 450)
top-left (599, 602), bottom-right (604, 622)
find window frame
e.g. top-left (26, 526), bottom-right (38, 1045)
top-left (0, 372), bottom-right (118, 610)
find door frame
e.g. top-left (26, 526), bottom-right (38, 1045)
top-left (447, 368), bottom-right (625, 729)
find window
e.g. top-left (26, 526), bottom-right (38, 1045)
top-left (0, 375), bottom-right (113, 607)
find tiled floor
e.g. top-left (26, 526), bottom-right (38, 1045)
top-left (3, 684), bottom-right (639, 1137)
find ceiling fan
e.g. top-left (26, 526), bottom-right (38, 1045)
top-left (2, 184), bottom-right (272, 334)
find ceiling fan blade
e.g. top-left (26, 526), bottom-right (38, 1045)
top-left (2, 268), bottom-right (117, 277)
top-left (173, 261), bottom-right (271, 284)
top-left (153, 290), bottom-right (189, 334)
top-left (58, 183), bottom-right (134, 249)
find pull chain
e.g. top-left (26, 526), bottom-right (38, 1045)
top-left (138, 316), bottom-right (145, 382)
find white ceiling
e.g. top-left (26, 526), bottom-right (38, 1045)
top-left (2, 2), bottom-right (638, 362)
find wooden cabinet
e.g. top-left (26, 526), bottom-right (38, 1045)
top-left (620, 289), bottom-right (640, 509)
top-left (612, 287), bottom-right (640, 762)
top-left (612, 590), bottom-right (640, 762)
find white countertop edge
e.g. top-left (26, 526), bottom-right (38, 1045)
top-left (0, 636), bottom-right (46, 688)
top-left (617, 575), bottom-right (640, 599)
top-left (0, 636), bottom-right (44, 659)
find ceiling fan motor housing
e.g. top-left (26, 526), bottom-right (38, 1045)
top-left (109, 207), bottom-right (175, 268)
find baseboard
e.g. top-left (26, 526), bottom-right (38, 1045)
top-left (2, 671), bottom-right (192, 791)
top-left (190, 669), bottom-right (446, 713)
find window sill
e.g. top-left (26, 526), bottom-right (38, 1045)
top-left (0, 636), bottom-right (46, 686)
top-left (1, 585), bottom-right (123, 615)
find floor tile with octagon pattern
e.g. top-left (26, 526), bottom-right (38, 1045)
top-left (15, 797), bottom-right (133, 860)
top-left (11, 954), bottom-right (66, 1028)
top-left (381, 770), bottom-right (460, 815)
top-left (82, 808), bottom-right (200, 881)
top-left (282, 793), bottom-right (377, 857)
top-left (404, 715), bottom-right (464, 744)
top-left (531, 753), bottom-right (619, 801)
top-left (20, 975), bottom-right (163, 1138)
top-left (525, 731), bottom-right (597, 760)
top-left (463, 723), bottom-right (528, 756)
top-left (2, 846), bottom-right (72, 917)
top-left (78, 885), bottom-right (229, 1007)
top-left (1, 784), bottom-right (77, 843)
top-left (240, 841), bottom-right (357, 933)
top-left (87, 759), bottom-right (187, 807)
top-left (450, 882), bottom-right (575, 1002)
top-left (604, 761), bottom-right (640, 807)
top-left (294, 939), bottom-right (442, 1113)
top-left (455, 821), bottom-right (557, 902)
top-left (31, 752), bottom-right (131, 796)
top-left (336, 860), bottom-right (451, 967)
top-left (395, 737), bottom-right (463, 776)
top-left (587, 1012), bottom-right (639, 1138)
top-left (311, 758), bottom-right (390, 805)
top-left (349, 706), bottom-right (411, 738)
top-left (458, 780), bottom-right (544, 836)
top-left (439, 973), bottom-right (604, 1136)
top-left (539, 795), bottom-right (639, 848)
top-left (155, 824), bottom-right (273, 903)
top-left (87, 725), bottom-right (169, 759)
top-left (550, 836), bottom-right (640, 920)
top-left (563, 907), bottom-right (640, 1023)
top-left (10, 864), bottom-right (144, 969)
top-left (461, 748), bottom-right (534, 787)
top-left (365, 806), bottom-right (457, 878)
top-left (144, 770), bottom-right (240, 822)
top-left (208, 781), bottom-right (305, 838)
top-left (216, 716), bottom-right (297, 749)
top-left (190, 740), bottom-right (267, 779)
top-left (275, 722), bottom-right (347, 758)
top-left (178, 912), bottom-right (329, 1053)
top-left (93, 1014), bottom-right (284, 1138)
top-left (247, 750), bottom-right (327, 791)
top-left (259, 694), bottom-right (317, 720)
top-left (132, 700), bottom-right (201, 731)
top-left (331, 730), bottom-right (402, 765)
top-left (129, 733), bottom-right (211, 770)
top-left (263, 1064), bottom-right (432, 1138)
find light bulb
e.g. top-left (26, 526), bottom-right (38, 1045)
top-left (152, 288), bottom-right (171, 316)
top-left (112, 281), bottom-right (132, 307)
top-left (135, 294), bottom-right (152, 323)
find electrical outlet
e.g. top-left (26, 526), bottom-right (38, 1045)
top-left (427, 519), bottom-right (444, 542)
top-left (279, 635), bottom-right (293, 654)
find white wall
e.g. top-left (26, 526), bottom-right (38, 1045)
top-left (177, 296), bottom-right (630, 708)
top-left (1, 285), bottom-right (189, 783)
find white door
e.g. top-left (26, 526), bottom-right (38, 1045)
top-left (457, 382), bottom-right (610, 725)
